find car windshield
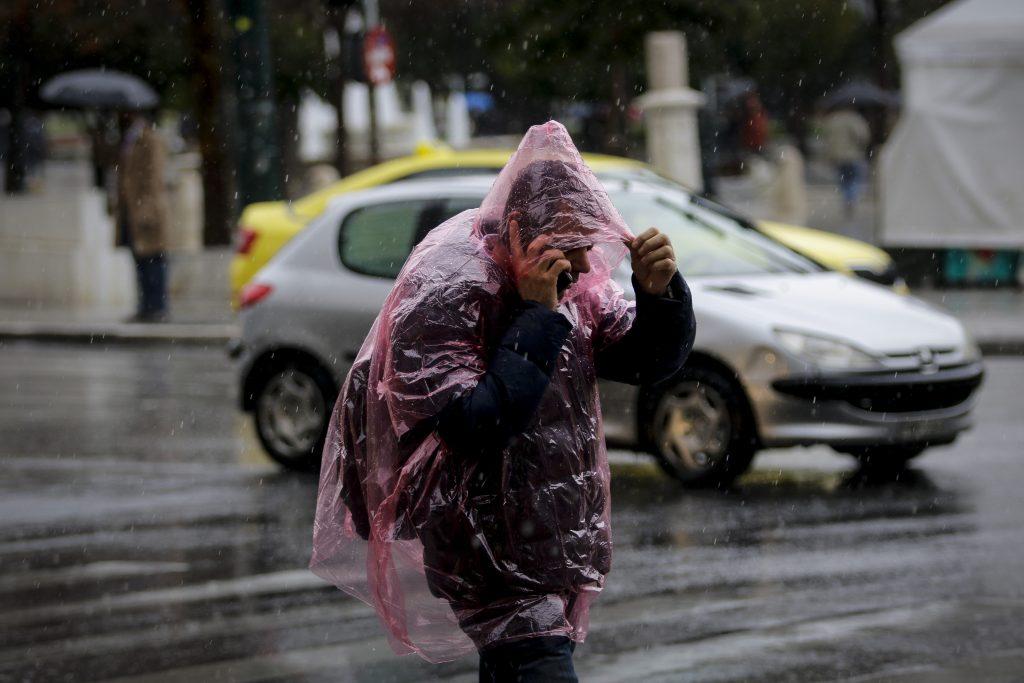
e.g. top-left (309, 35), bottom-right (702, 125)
top-left (598, 167), bottom-right (681, 189)
top-left (609, 189), bottom-right (822, 277)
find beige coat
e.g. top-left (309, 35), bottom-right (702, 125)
top-left (117, 125), bottom-right (169, 256)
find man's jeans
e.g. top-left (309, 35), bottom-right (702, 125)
top-left (134, 252), bottom-right (168, 317)
top-left (478, 636), bottom-right (577, 683)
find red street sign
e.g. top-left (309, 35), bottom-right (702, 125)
top-left (363, 26), bottom-right (396, 86)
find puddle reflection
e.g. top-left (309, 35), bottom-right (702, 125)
top-left (609, 455), bottom-right (968, 552)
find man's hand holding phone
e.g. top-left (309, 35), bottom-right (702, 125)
top-left (510, 219), bottom-right (571, 311)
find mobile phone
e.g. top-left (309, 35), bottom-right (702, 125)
top-left (556, 270), bottom-right (575, 296)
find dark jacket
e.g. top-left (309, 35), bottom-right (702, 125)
top-left (418, 272), bottom-right (695, 633)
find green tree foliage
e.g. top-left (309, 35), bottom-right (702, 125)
top-left (0, 0), bottom-right (191, 110)
top-left (0, 0), bottom-right (332, 111)
top-left (2, 0), bottom-right (956, 153)
top-left (483, 1), bottom-right (713, 102)
top-left (379, 0), bottom-right (719, 150)
top-left (716, 0), bottom-right (863, 137)
top-left (380, 0), bottom-right (952, 148)
top-left (266, 0), bottom-right (331, 101)
top-left (379, 0), bottom-right (498, 89)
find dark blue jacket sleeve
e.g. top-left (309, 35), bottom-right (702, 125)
top-left (436, 301), bottom-right (571, 457)
top-left (596, 272), bottom-right (696, 385)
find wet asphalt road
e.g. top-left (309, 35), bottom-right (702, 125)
top-left (1, 342), bottom-right (1023, 682)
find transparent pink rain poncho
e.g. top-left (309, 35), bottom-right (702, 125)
top-left (310, 121), bottom-right (637, 662)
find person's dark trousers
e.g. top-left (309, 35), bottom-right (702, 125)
top-left (133, 251), bottom-right (169, 318)
top-left (837, 161), bottom-right (867, 209)
top-left (479, 636), bottom-right (577, 683)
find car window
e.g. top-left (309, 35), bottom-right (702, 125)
top-left (610, 191), bottom-right (821, 277)
top-left (409, 195), bottom-right (484, 247)
top-left (444, 195), bottom-right (483, 217)
top-left (597, 167), bottom-right (680, 188)
top-left (339, 200), bottom-right (434, 278)
top-left (339, 196), bottom-right (486, 279)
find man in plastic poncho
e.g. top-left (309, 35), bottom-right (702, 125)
top-left (311, 121), bottom-right (696, 682)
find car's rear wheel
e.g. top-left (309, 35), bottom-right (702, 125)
top-left (839, 443), bottom-right (929, 470)
top-left (644, 364), bottom-right (757, 489)
top-left (253, 364), bottom-right (334, 472)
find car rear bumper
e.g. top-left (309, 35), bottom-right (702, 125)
top-left (755, 362), bottom-right (984, 447)
top-left (226, 338), bottom-right (259, 412)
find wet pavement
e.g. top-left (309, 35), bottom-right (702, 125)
top-left (1, 342), bottom-right (1023, 682)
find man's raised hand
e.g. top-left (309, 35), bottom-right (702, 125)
top-left (628, 228), bottom-right (677, 296)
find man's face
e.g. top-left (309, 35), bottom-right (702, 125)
top-left (563, 246), bottom-right (593, 276)
top-left (507, 199), bottom-right (596, 295)
top-left (539, 201), bottom-right (596, 295)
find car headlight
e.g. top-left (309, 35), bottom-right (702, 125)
top-left (774, 329), bottom-right (882, 370)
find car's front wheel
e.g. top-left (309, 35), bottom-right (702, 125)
top-left (644, 364), bottom-right (757, 489)
top-left (253, 364), bottom-right (334, 472)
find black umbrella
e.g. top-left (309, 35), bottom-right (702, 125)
top-left (40, 69), bottom-right (159, 111)
top-left (820, 80), bottom-right (900, 110)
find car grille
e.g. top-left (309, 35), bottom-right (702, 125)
top-left (773, 363), bottom-right (984, 414)
top-left (840, 375), bottom-right (980, 413)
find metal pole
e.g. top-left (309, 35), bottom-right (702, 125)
top-left (364, 0), bottom-right (380, 165)
top-left (368, 86), bottom-right (380, 165)
top-left (185, 0), bottom-right (235, 246)
top-left (363, 0), bottom-right (378, 26)
top-left (227, 0), bottom-right (283, 204)
top-left (3, 0), bottom-right (30, 194)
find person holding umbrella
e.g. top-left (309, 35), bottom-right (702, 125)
top-left (40, 70), bottom-right (170, 321)
top-left (115, 110), bottom-right (170, 322)
top-left (822, 104), bottom-right (871, 219)
top-left (818, 82), bottom-right (895, 220)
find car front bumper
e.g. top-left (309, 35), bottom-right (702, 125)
top-left (754, 362), bottom-right (984, 448)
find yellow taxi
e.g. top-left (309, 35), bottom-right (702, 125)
top-left (230, 147), bottom-right (901, 305)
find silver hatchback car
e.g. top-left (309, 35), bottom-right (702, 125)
top-left (232, 176), bottom-right (984, 487)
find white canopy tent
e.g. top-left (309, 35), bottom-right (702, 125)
top-left (879, 0), bottom-right (1024, 248)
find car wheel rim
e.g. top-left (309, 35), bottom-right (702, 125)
top-left (654, 381), bottom-right (731, 474)
top-left (257, 371), bottom-right (326, 459)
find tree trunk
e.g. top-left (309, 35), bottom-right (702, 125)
top-left (3, 0), bottom-right (29, 194)
top-left (4, 78), bottom-right (27, 195)
top-left (326, 6), bottom-right (355, 177)
top-left (183, 0), bottom-right (236, 246)
top-left (278, 97), bottom-right (302, 198)
top-left (870, 0), bottom-right (895, 148)
top-left (605, 61), bottom-right (629, 156)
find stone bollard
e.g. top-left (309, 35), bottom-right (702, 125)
top-left (635, 32), bottom-right (706, 190)
top-left (412, 80), bottom-right (437, 144)
top-left (446, 90), bottom-right (471, 150)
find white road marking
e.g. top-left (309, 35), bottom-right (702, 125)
top-left (2, 569), bottom-right (338, 626)
top-left (583, 602), bottom-right (956, 682)
top-left (0, 561), bottom-right (190, 591)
